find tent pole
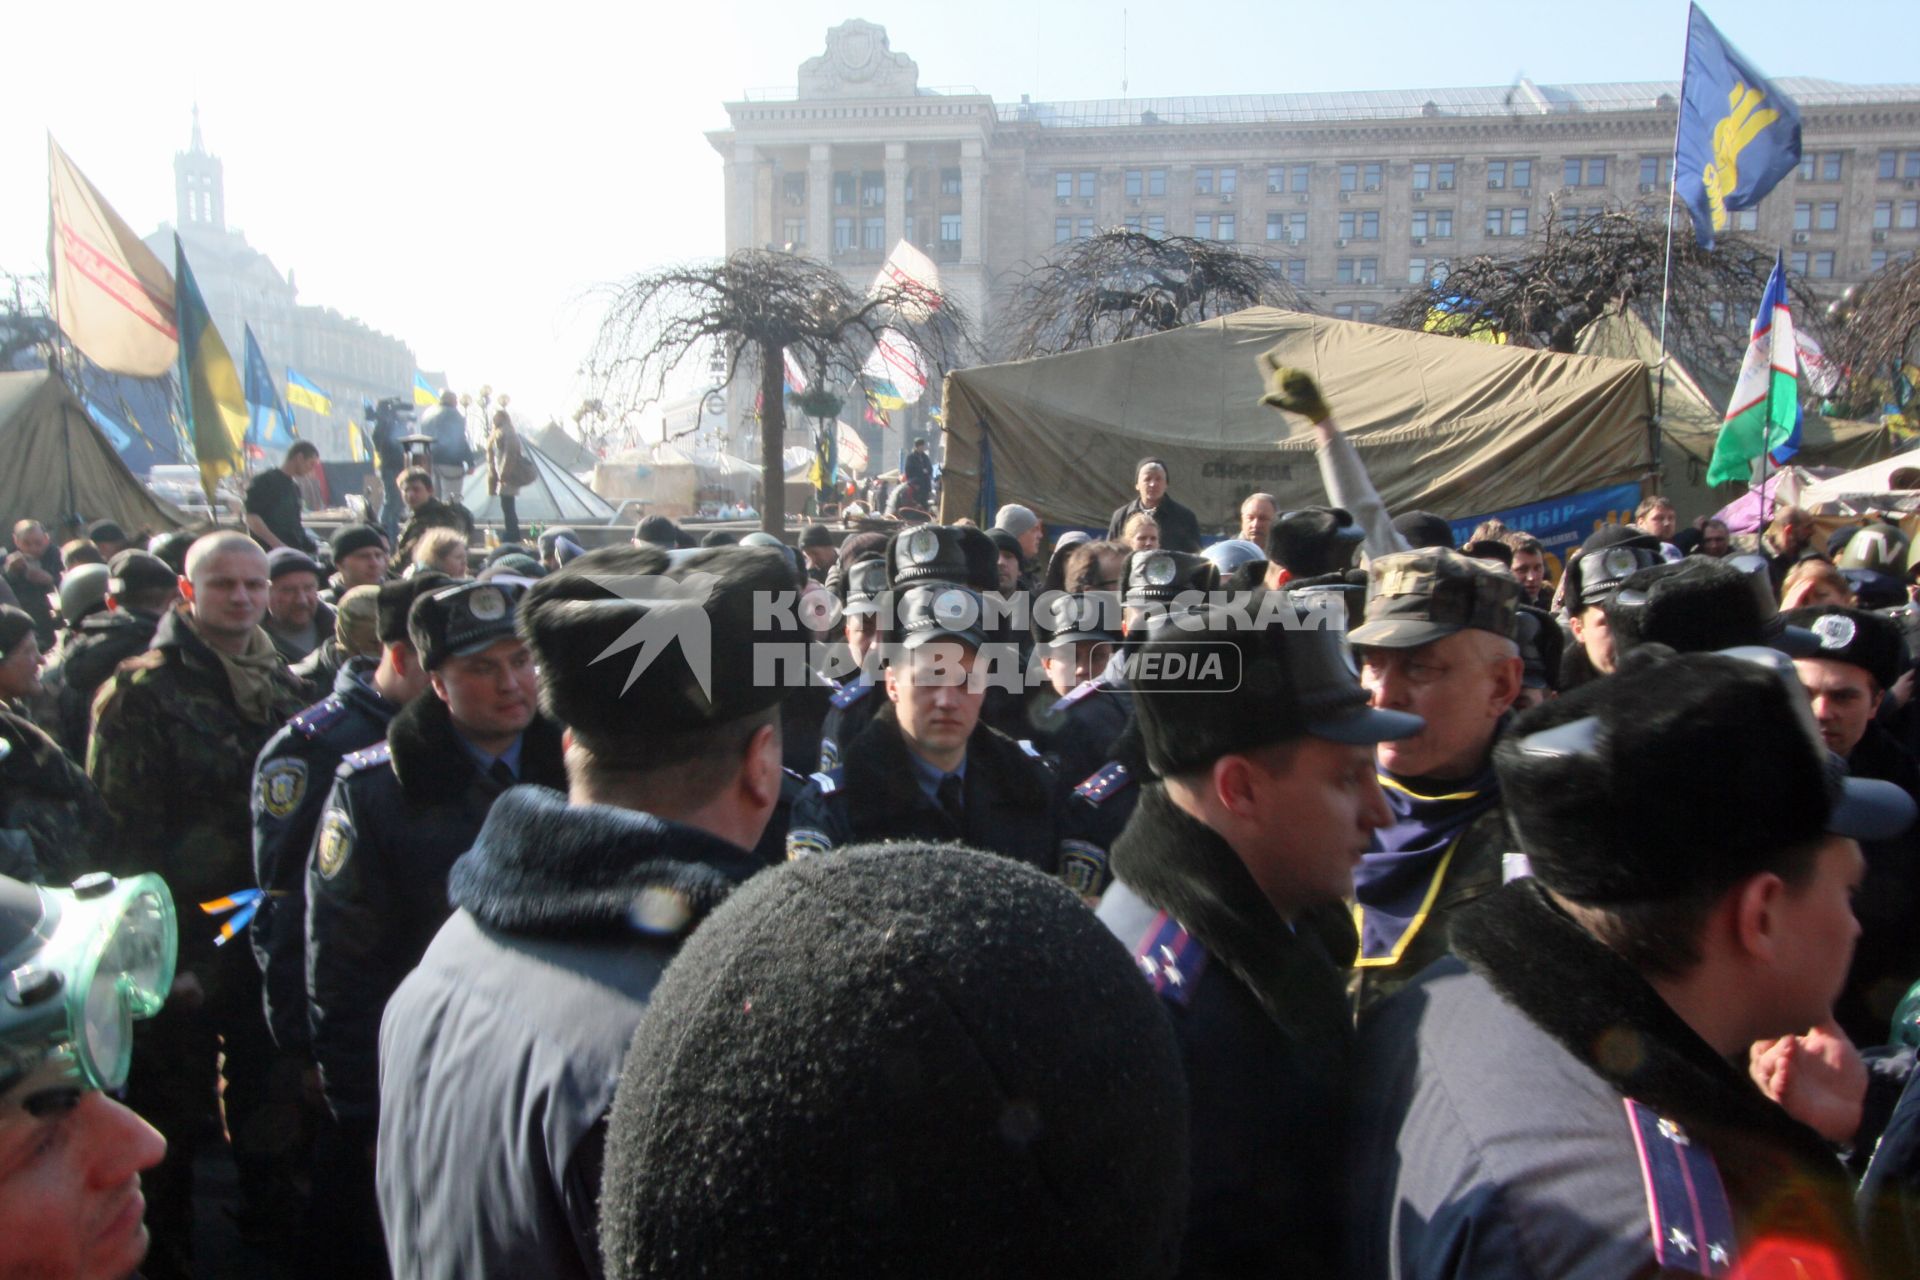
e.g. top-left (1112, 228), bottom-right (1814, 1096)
top-left (1653, 8), bottom-right (1692, 498)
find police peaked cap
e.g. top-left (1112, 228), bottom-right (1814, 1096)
top-left (375, 572), bottom-right (450, 646)
top-left (885, 524), bottom-right (998, 593)
top-left (1783, 605), bottom-right (1904, 690)
top-left (519, 544), bottom-right (796, 739)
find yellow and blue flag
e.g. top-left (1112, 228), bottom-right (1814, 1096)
top-left (413, 371), bottom-right (439, 407)
top-left (174, 237), bottom-right (249, 499)
top-left (242, 326), bottom-right (299, 453)
top-left (286, 368), bottom-right (333, 417)
top-left (1673, 3), bottom-right (1801, 249)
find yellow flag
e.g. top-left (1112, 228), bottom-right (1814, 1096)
top-left (174, 238), bottom-right (248, 499)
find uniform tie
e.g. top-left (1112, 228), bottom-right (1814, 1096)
top-left (487, 759), bottom-right (517, 790)
top-left (936, 774), bottom-right (966, 828)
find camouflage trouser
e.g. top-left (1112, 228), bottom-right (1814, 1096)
top-left (124, 943), bottom-right (308, 1278)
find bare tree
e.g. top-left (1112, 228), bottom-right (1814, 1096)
top-left (1383, 201), bottom-right (1813, 377)
top-left (0, 269), bottom-right (55, 371)
top-left (999, 231), bottom-right (1310, 360)
top-left (585, 250), bottom-right (970, 534)
top-left (1828, 256), bottom-right (1920, 413)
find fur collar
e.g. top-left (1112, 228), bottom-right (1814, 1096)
top-left (448, 784), bottom-right (762, 937)
top-left (386, 691), bottom-right (567, 803)
top-left (841, 703), bottom-right (1051, 821)
top-left (1452, 881), bottom-right (1862, 1258)
top-left (1112, 784), bottom-right (1350, 1044)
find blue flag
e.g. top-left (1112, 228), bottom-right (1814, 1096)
top-left (1673, 4), bottom-right (1802, 249)
top-left (242, 325), bottom-right (298, 451)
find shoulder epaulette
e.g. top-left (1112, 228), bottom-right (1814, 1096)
top-left (289, 695), bottom-right (348, 739)
top-left (1623, 1098), bottom-right (1736, 1275)
top-left (807, 769), bottom-right (840, 795)
top-left (338, 741), bottom-right (392, 777)
top-left (830, 680), bottom-right (872, 710)
top-left (1132, 910), bottom-right (1206, 1007)
top-left (1073, 761), bottom-right (1132, 807)
top-left (1054, 678), bottom-right (1107, 711)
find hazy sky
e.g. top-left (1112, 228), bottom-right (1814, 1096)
top-left (5, 0), bottom-right (1912, 426)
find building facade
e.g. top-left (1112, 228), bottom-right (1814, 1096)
top-left (711, 21), bottom-right (1920, 455)
top-left (143, 111), bottom-right (424, 461)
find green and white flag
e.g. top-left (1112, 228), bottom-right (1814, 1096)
top-left (1707, 252), bottom-right (1800, 486)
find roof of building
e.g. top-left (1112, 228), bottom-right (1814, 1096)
top-left (993, 77), bottom-right (1920, 129)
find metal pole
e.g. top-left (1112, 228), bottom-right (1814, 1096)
top-left (1653, 4), bottom-right (1695, 498)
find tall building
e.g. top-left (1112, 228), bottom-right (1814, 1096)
top-left (711, 20), bottom-right (1920, 452)
top-left (144, 109), bottom-right (423, 460)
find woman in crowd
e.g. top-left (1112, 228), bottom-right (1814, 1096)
top-left (486, 409), bottom-right (535, 545)
top-left (412, 527), bottom-right (471, 580)
top-left (1123, 512), bottom-right (1160, 553)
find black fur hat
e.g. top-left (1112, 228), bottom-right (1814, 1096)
top-left (1391, 510), bottom-right (1456, 551)
top-left (597, 843), bottom-right (1190, 1280)
top-left (1783, 605), bottom-right (1904, 690)
top-left (374, 571), bottom-right (450, 645)
top-left (1606, 556), bottom-right (1813, 657)
top-left (1497, 651), bottom-right (1912, 904)
top-left (1269, 506), bottom-right (1363, 577)
top-left (519, 544), bottom-right (795, 739)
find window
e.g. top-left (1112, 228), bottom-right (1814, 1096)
top-left (1486, 160), bottom-right (1507, 190)
top-left (861, 173), bottom-right (885, 207)
top-left (1430, 162), bottom-right (1456, 190)
top-left (1412, 210), bottom-right (1431, 238)
top-left (1267, 165), bottom-right (1286, 194)
top-left (1266, 211), bottom-right (1286, 239)
top-left (1876, 201), bottom-right (1894, 229)
top-left (1285, 259), bottom-right (1307, 286)
top-left (1267, 211), bottom-right (1307, 241)
top-left (1901, 201), bottom-right (1920, 230)
top-left (1907, 152), bottom-right (1920, 180)
top-left (1337, 210), bottom-right (1379, 240)
top-left (1872, 250), bottom-right (1890, 271)
top-left (1408, 257), bottom-right (1428, 285)
top-left (1433, 209), bottom-right (1453, 238)
top-left (1364, 162), bottom-right (1382, 190)
top-left (1055, 218), bottom-right (1072, 244)
top-left (1195, 168), bottom-right (1214, 195)
top-left (833, 172), bottom-right (855, 205)
top-left (782, 217), bottom-right (805, 245)
top-left (1124, 216), bottom-right (1142, 233)
top-left (833, 217), bottom-right (854, 251)
top-left (1563, 158), bottom-right (1581, 187)
top-left (1510, 207), bottom-right (1528, 237)
top-left (1512, 160), bottom-right (1532, 189)
top-left (1055, 171), bottom-right (1073, 199)
top-left (1811, 252), bottom-right (1835, 279)
top-left (1879, 151), bottom-right (1897, 181)
top-left (1816, 202), bottom-right (1839, 231)
top-left (939, 214), bottom-right (961, 243)
top-left (861, 217), bottom-right (884, 250)
top-left (940, 168), bottom-right (961, 196)
top-left (1333, 304), bottom-right (1355, 320)
top-left (1148, 169), bottom-right (1167, 197)
top-left (1337, 258), bottom-right (1355, 285)
top-left (1335, 258), bottom-right (1378, 285)
top-left (782, 173), bottom-right (806, 206)
top-left (1145, 214), bottom-right (1166, 237)
top-left (1220, 167), bottom-right (1237, 195)
top-left (1486, 207), bottom-right (1503, 236)
top-left (1078, 217), bottom-right (1095, 238)
top-left (1126, 169), bottom-right (1144, 198)
top-left (1413, 162), bottom-right (1432, 190)
top-left (1799, 152), bottom-right (1844, 182)
top-left (1565, 157), bottom-right (1608, 187)
top-left (1195, 214), bottom-right (1213, 239)
top-left (1733, 208), bottom-right (1758, 231)
top-left (1340, 163), bottom-right (1358, 192)
top-left (1789, 251), bottom-right (1809, 275)
top-left (1639, 156), bottom-right (1665, 187)
top-left (1431, 258), bottom-right (1450, 283)
top-left (1358, 303), bottom-right (1381, 322)
top-left (1217, 214), bottom-right (1235, 241)
top-left (1291, 164), bottom-right (1311, 193)
top-left (1079, 171), bottom-right (1097, 199)
top-left (1794, 202), bottom-right (1812, 232)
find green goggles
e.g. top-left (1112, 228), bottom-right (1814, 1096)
top-left (1, 872), bottom-right (177, 1098)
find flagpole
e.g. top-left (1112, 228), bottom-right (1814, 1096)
top-left (1653, 3), bottom-right (1697, 498)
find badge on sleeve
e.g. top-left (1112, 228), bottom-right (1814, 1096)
top-left (257, 758), bottom-right (308, 820)
top-left (315, 808), bottom-right (355, 880)
top-left (786, 828), bottom-right (833, 861)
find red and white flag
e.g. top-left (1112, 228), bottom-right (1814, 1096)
top-left (48, 136), bottom-right (177, 376)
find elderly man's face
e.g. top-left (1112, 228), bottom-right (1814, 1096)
top-left (1700, 523), bottom-right (1731, 556)
top-left (1240, 497), bottom-right (1276, 545)
top-left (14, 525), bottom-right (48, 557)
top-left (1136, 465), bottom-right (1167, 507)
top-left (268, 572), bottom-right (321, 629)
top-left (1017, 522), bottom-right (1044, 559)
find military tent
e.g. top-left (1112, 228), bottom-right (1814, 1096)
top-left (0, 370), bottom-right (188, 536)
top-left (939, 308), bottom-right (1653, 534)
top-left (530, 421), bottom-right (600, 474)
top-left (461, 440), bottom-right (618, 526)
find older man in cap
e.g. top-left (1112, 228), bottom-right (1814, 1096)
top-left (1346, 649), bottom-right (1914, 1280)
top-left (1098, 593), bottom-right (1420, 1277)
top-left (1107, 458), bottom-right (1202, 553)
top-left (376, 544), bottom-right (792, 1279)
top-left (788, 524), bottom-right (1067, 877)
top-left (323, 525), bottom-right (391, 606)
top-left (263, 547), bottom-right (334, 664)
top-left (1347, 547), bottom-right (1525, 1013)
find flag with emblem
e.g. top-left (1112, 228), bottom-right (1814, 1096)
top-left (1707, 253), bottom-right (1799, 485)
top-left (1673, 4), bottom-right (1802, 249)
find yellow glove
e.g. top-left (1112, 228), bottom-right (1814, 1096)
top-left (1259, 353), bottom-right (1332, 424)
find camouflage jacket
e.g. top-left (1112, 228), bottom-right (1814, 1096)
top-left (0, 707), bottom-right (109, 886)
top-left (88, 608), bottom-right (308, 967)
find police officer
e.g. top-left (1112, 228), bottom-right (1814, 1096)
top-left (788, 525), bottom-right (1068, 879)
top-left (1560, 526), bottom-right (1662, 684)
top-left (251, 573), bottom-right (446, 1057)
top-left (1346, 651), bottom-right (1913, 1279)
top-left (1097, 593), bottom-right (1421, 1277)
top-left (817, 556), bottom-right (889, 771)
top-left (305, 578), bottom-right (565, 1270)
top-left (88, 531), bottom-right (310, 1277)
top-left (1264, 505), bottom-right (1365, 589)
top-left (377, 544), bottom-right (791, 1279)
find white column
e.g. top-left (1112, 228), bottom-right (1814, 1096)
top-left (960, 140), bottom-right (985, 265)
top-left (807, 143), bottom-right (832, 259)
top-left (884, 142), bottom-right (908, 250)
top-left (728, 143), bottom-right (757, 252)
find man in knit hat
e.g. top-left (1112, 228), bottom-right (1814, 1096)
top-left (376, 544), bottom-right (792, 1279)
top-left (1347, 649), bottom-right (1913, 1280)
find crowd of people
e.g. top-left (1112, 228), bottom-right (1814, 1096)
top-left (7, 354), bottom-right (1920, 1279)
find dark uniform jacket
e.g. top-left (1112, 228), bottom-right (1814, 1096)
top-left (787, 704), bottom-right (1066, 877)
top-left (0, 706), bottom-right (109, 886)
top-left (816, 675), bottom-right (881, 771)
top-left (1106, 494), bottom-right (1203, 552)
top-left (289, 635), bottom-right (351, 704)
top-left (1346, 879), bottom-right (1869, 1280)
top-left (89, 608), bottom-right (309, 979)
top-left (249, 659), bottom-right (398, 1054)
top-left (1840, 721), bottom-right (1920, 1047)
top-left (1031, 672), bottom-right (1132, 788)
top-left (1098, 784), bottom-right (1356, 1279)
top-left (305, 692), bottom-right (565, 1124)
top-left (47, 608), bottom-right (159, 761)
top-left (376, 784), bottom-right (763, 1280)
